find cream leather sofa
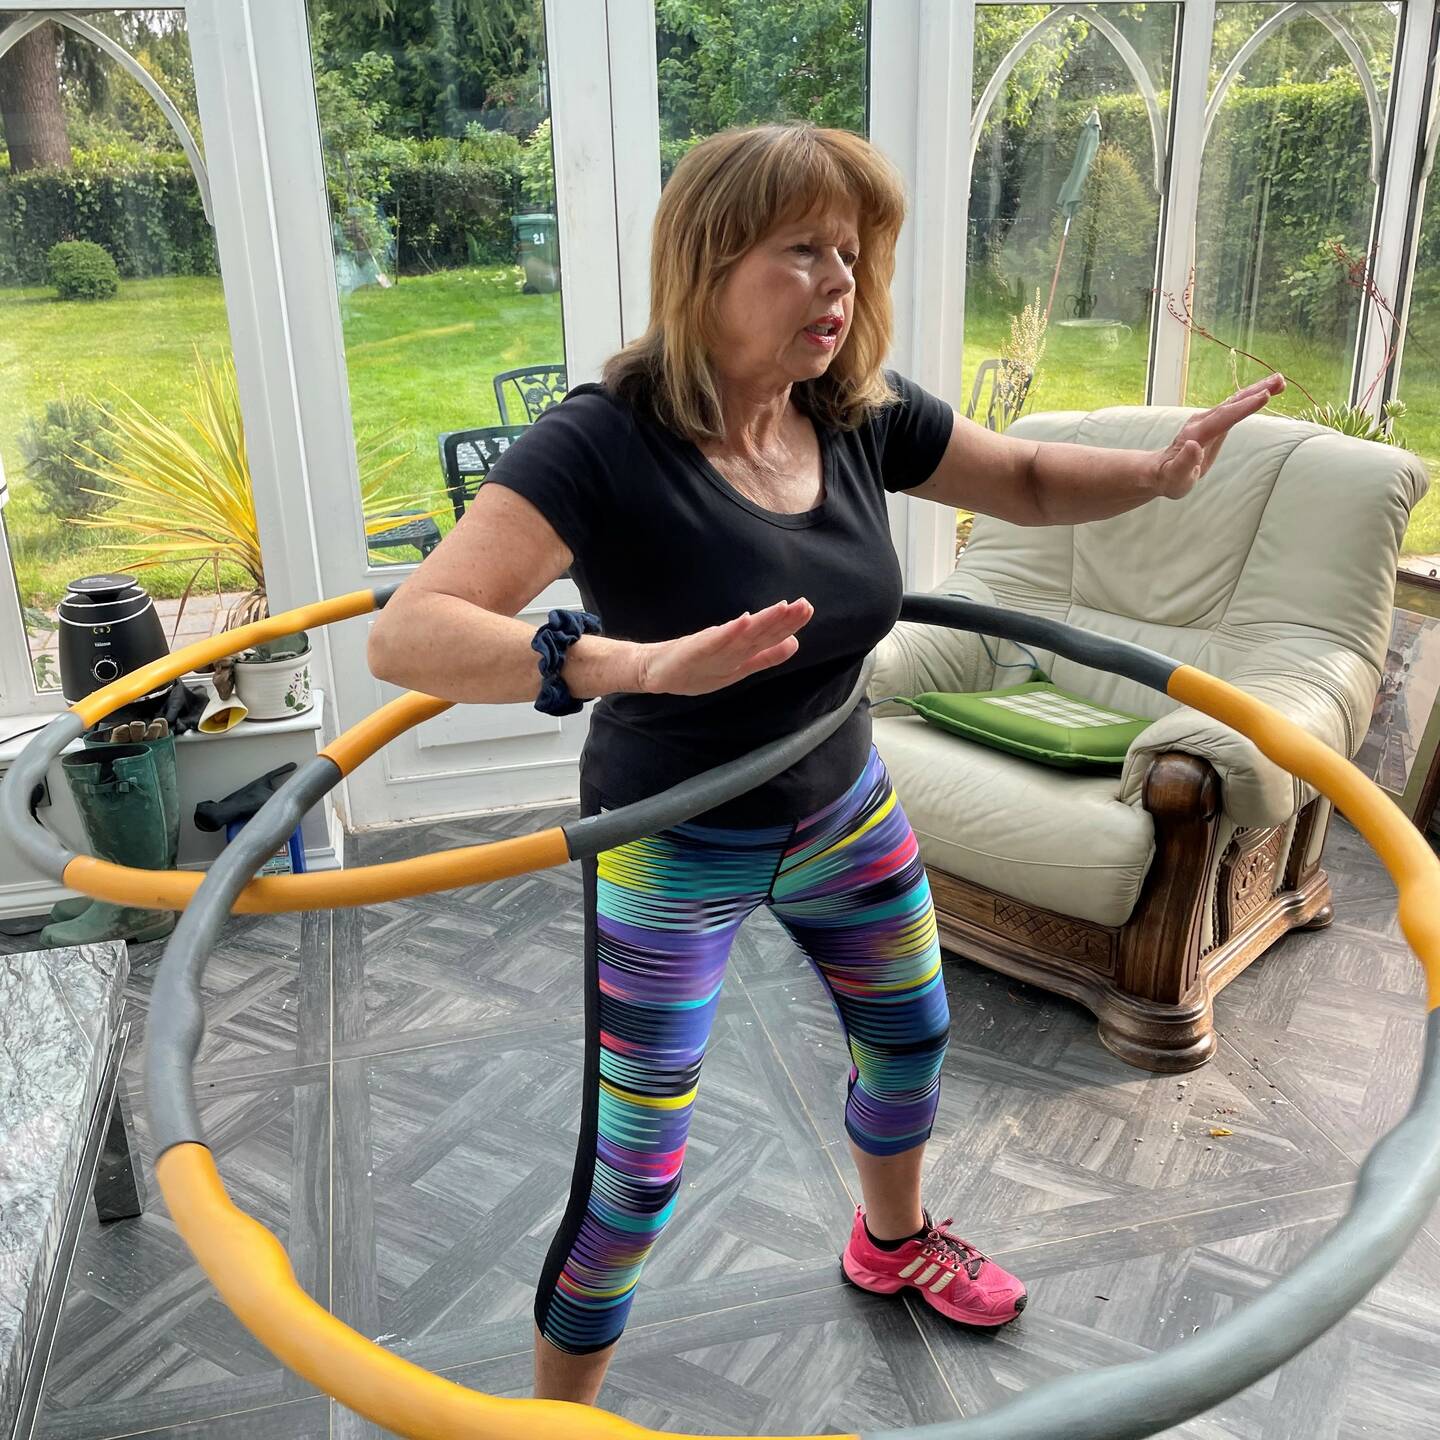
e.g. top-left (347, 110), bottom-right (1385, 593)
top-left (871, 407), bottom-right (1428, 1070)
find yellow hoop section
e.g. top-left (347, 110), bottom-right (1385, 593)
top-left (69, 590), bottom-right (378, 729)
top-left (64, 828), bottom-right (572, 912)
top-left (156, 1145), bottom-right (773, 1440)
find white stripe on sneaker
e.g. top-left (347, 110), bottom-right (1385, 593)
top-left (931, 1271), bottom-right (957, 1294)
top-left (914, 1263), bottom-right (940, 1286)
top-left (899, 1257), bottom-right (927, 1279)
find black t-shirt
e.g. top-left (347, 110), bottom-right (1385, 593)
top-left (486, 372), bottom-right (954, 825)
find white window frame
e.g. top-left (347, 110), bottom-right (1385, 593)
top-left (1376, 0), bottom-right (1440, 407)
top-left (605, 0), bottom-right (663, 346)
top-left (185, 0), bottom-right (644, 827)
top-left (0, 0), bottom-right (188, 719)
top-left (871, 0), bottom-right (975, 592)
top-left (1149, 0), bottom-right (1216, 404)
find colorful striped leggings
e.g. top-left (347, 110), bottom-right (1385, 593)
top-left (535, 747), bottom-right (949, 1354)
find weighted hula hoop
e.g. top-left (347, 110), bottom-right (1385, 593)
top-left (3, 586), bottom-right (1439, 1440)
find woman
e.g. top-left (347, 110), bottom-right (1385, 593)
top-left (369, 123), bottom-right (1281, 1406)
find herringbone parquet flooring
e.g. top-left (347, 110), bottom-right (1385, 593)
top-left (9, 807), bottom-right (1439, 1439)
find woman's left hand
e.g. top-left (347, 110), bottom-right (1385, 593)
top-left (1152, 373), bottom-right (1286, 499)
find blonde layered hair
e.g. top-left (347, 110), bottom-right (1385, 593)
top-left (603, 124), bottom-right (906, 440)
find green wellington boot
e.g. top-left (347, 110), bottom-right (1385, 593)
top-left (41, 738), bottom-right (181, 947)
top-left (45, 895), bottom-right (93, 924)
top-left (46, 733), bottom-right (134, 926)
top-left (44, 734), bottom-right (180, 927)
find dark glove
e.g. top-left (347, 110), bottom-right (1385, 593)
top-left (193, 762), bottom-right (298, 832)
top-left (162, 680), bottom-right (210, 736)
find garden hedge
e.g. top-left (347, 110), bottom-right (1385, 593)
top-left (6, 77), bottom-right (1432, 295)
top-left (0, 139), bottom-right (528, 284)
top-left (0, 158), bottom-right (216, 285)
top-left (974, 74), bottom-right (1439, 331)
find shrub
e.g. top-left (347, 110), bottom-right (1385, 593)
top-left (1066, 144), bottom-right (1156, 322)
top-left (387, 136), bottom-right (522, 271)
top-left (1280, 235), bottom-right (1354, 337)
top-left (46, 240), bottom-right (120, 300)
top-left (81, 349), bottom-right (436, 629)
top-left (517, 118), bottom-right (555, 209)
top-left (16, 391), bottom-right (119, 518)
top-left (0, 159), bottom-right (216, 286)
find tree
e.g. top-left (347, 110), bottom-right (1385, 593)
top-left (311, 35), bottom-right (401, 277)
top-left (63, 11), bottom-right (200, 151)
top-left (0, 16), bottom-right (72, 172)
top-left (655, 0), bottom-right (866, 145)
top-left (309, 0), bottom-right (545, 137)
top-left (1068, 142), bottom-right (1156, 321)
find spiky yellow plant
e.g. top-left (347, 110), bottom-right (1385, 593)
top-left (78, 349), bottom-right (437, 633)
top-left (997, 288), bottom-right (1046, 427)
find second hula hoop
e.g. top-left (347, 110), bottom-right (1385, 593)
top-left (3, 589), bottom-right (1439, 1439)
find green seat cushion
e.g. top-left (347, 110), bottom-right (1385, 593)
top-left (891, 680), bottom-right (1151, 772)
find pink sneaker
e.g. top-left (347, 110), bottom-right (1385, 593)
top-left (841, 1207), bottom-right (1026, 1326)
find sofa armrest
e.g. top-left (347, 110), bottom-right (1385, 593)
top-left (868, 575), bottom-right (1036, 715)
top-left (1118, 643), bottom-right (1377, 829)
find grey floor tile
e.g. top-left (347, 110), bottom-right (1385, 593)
top-left (112, 910), bottom-right (327, 1079)
top-left (37, 1389), bottom-right (331, 1440)
top-left (35, 1065), bottom-right (329, 1435)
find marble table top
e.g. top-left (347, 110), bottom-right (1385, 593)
top-left (0, 942), bottom-right (128, 1438)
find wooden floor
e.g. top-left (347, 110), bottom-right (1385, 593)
top-left (9, 808), bottom-right (1440, 1439)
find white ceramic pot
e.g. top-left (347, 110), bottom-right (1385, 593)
top-left (234, 648), bottom-right (313, 721)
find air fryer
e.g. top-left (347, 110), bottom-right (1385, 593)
top-left (58, 574), bottom-right (171, 710)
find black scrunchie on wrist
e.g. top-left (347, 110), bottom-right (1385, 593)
top-left (532, 608), bottom-right (603, 716)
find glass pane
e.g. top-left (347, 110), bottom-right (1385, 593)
top-left (656, 1), bottom-right (870, 182)
top-left (1185, 1), bottom-right (1399, 407)
top-left (306, 0), bottom-right (564, 561)
top-left (0, 10), bottom-right (253, 701)
top-left (966, 4), bottom-right (1177, 434)
top-left (1397, 168), bottom-right (1440, 566)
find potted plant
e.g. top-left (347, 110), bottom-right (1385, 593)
top-left (235, 630), bottom-right (313, 720)
top-left (76, 349), bottom-right (438, 637)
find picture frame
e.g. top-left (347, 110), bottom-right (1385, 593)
top-left (1358, 568), bottom-right (1440, 831)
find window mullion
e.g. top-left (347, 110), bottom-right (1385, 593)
top-left (1151, 0), bottom-right (1217, 406)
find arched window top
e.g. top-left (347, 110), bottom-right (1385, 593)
top-left (0, 10), bottom-right (212, 223)
top-left (970, 5), bottom-right (1167, 195)
top-left (1204, 2), bottom-right (1387, 185)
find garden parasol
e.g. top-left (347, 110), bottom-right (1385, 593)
top-left (1044, 107), bottom-right (1102, 326)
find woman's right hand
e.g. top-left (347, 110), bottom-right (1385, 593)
top-left (636, 599), bottom-right (814, 696)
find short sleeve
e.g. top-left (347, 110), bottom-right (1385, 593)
top-left (482, 387), bottom-right (630, 560)
top-left (877, 372), bottom-right (954, 493)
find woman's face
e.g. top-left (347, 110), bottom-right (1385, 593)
top-left (710, 203), bottom-right (859, 395)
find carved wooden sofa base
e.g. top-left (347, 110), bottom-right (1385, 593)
top-left (924, 751), bottom-right (1333, 1072)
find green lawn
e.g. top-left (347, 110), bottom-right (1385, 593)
top-left (334, 265), bottom-right (562, 505)
top-left (3, 274), bottom-right (1436, 621)
top-left (962, 309), bottom-right (1151, 414)
top-left (0, 267), bottom-right (561, 610)
top-left (1, 275), bottom-right (235, 610)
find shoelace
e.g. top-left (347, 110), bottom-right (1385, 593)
top-left (921, 1217), bottom-right (986, 1281)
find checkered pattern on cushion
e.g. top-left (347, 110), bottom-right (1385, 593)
top-left (890, 681), bottom-right (1152, 772)
top-left (983, 692), bottom-right (1137, 730)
